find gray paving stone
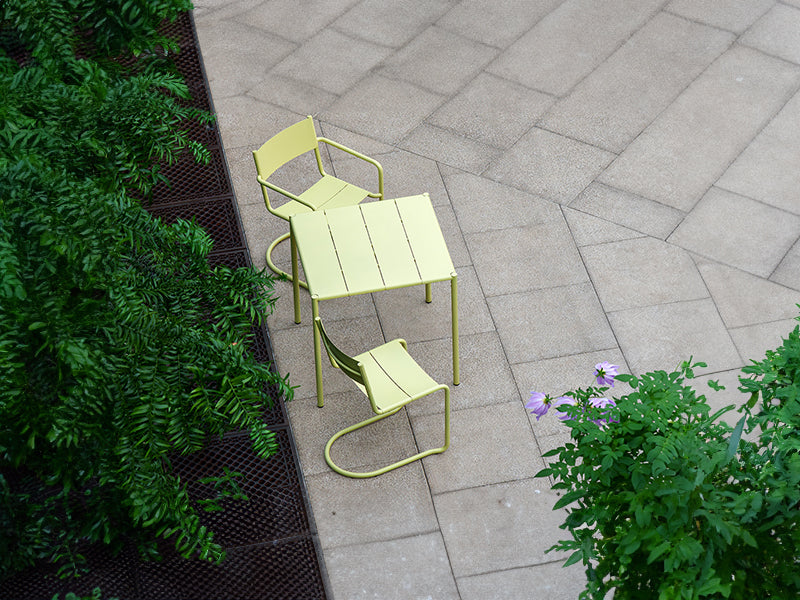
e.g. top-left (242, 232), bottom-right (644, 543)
top-left (444, 171), bottom-right (562, 234)
top-left (249, 74), bottom-right (338, 122)
top-left (378, 26), bottom-right (498, 96)
top-left (669, 187), bottom-right (800, 278)
top-left (570, 183), bottom-right (685, 240)
top-left (717, 90), bottom-right (800, 216)
top-left (321, 75), bottom-right (446, 144)
top-left (194, 19), bottom-right (296, 97)
top-left (665, 0), bottom-right (775, 34)
top-left (332, 0), bottom-right (455, 48)
top-left (305, 462), bottom-right (438, 549)
top-left (233, 0), bottom-right (361, 43)
top-left (562, 208), bottom-right (643, 247)
top-left (434, 480), bottom-right (566, 577)
top-left (457, 560), bottom-right (588, 600)
top-left (271, 29), bottom-right (393, 95)
top-left (487, 0), bottom-right (663, 96)
top-left (427, 72), bottom-right (555, 150)
top-left (580, 237), bottom-right (709, 312)
top-left (224, 145), bottom-right (262, 207)
top-left (741, 4), bottom-right (800, 65)
top-left (326, 146), bottom-right (449, 203)
top-left (374, 265), bottom-right (495, 344)
top-left (405, 331), bottom-right (521, 415)
top-left (485, 128), bottom-right (616, 204)
top-left (213, 96), bottom-right (302, 151)
top-left (599, 45), bottom-right (800, 212)
top-left (437, 0), bottom-right (563, 49)
top-left (730, 318), bottom-right (800, 365)
top-left (193, 0), bottom-right (264, 21)
top-left (237, 201), bottom-right (279, 272)
top-left (540, 12), bottom-right (733, 153)
top-left (466, 219), bottom-right (588, 297)
top-left (697, 260), bottom-right (800, 328)
top-left (411, 401), bottom-right (543, 494)
top-left (399, 123), bottom-right (503, 174)
top-left (608, 298), bottom-right (743, 377)
top-left (287, 392), bottom-right (418, 477)
top-left (324, 533), bottom-right (459, 600)
top-left (772, 239), bottom-right (800, 291)
top-left (265, 276), bottom-right (378, 332)
top-left (488, 283), bottom-right (617, 364)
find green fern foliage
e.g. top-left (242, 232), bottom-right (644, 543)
top-left (0, 0), bottom-right (291, 579)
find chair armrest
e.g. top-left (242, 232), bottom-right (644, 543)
top-left (317, 137), bottom-right (384, 200)
top-left (256, 175), bottom-right (317, 210)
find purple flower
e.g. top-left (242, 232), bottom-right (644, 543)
top-left (594, 361), bottom-right (619, 387)
top-left (553, 396), bottom-right (576, 421)
top-left (526, 392), bottom-right (551, 421)
top-left (588, 397), bottom-right (618, 426)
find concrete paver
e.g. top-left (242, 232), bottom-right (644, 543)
top-left (193, 1), bottom-right (800, 597)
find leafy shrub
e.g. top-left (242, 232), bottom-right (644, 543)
top-left (533, 316), bottom-right (800, 599)
top-left (1, 0), bottom-right (292, 580)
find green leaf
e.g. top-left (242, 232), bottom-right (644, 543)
top-left (553, 489), bottom-right (585, 510)
top-left (725, 416), bottom-right (746, 463)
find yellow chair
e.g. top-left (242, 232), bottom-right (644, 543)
top-left (253, 116), bottom-right (384, 309)
top-left (314, 317), bottom-right (450, 478)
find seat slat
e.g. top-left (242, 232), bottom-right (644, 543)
top-left (355, 349), bottom-right (410, 412)
top-left (302, 175), bottom-right (369, 211)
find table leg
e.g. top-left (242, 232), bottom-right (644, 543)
top-left (291, 233), bottom-right (301, 324)
top-left (312, 298), bottom-right (324, 407)
top-left (425, 282), bottom-right (432, 303)
top-left (451, 274), bottom-right (459, 385)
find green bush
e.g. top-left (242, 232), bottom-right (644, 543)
top-left (533, 315), bottom-right (800, 599)
top-left (1, 0), bottom-right (291, 580)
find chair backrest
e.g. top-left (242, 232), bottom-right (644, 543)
top-left (252, 116), bottom-right (320, 182)
top-left (314, 317), bottom-right (364, 386)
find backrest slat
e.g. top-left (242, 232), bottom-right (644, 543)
top-left (252, 116), bottom-right (318, 180)
top-left (314, 318), bottom-right (364, 385)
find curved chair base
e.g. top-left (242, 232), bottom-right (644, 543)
top-left (324, 407), bottom-right (449, 479)
top-left (267, 232), bottom-right (308, 290)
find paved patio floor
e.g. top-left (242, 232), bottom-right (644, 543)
top-left (193, 1), bottom-right (800, 598)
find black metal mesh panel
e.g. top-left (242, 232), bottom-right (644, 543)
top-left (208, 249), bottom-right (250, 269)
top-left (148, 196), bottom-right (245, 250)
top-left (148, 146), bottom-right (232, 203)
top-left (170, 430), bottom-right (307, 547)
top-left (138, 538), bottom-right (326, 600)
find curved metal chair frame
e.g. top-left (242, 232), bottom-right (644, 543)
top-left (314, 317), bottom-right (450, 479)
top-left (253, 116), bottom-right (383, 294)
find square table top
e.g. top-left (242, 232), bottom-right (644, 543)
top-left (290, 193), bottom-right (455, 301)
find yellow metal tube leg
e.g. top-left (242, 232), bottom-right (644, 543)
top-left (451, 274), bottom-right (459, 385)
top-left (312, 297), bottom-right (324, 407)
top-left (291, 233), bottom-right (301, 324)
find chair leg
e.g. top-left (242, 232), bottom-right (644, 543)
top-left (324, 387), bottom-right (450, 478)
top-left (266, 232), bottom-right (309, 290)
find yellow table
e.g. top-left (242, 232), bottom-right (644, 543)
top-left (290, 193), bottom-right (459, 407)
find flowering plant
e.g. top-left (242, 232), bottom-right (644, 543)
top-left (530, 335), bottom-right (800, 599)
top-left (526, 361), bottom-right (620, 425)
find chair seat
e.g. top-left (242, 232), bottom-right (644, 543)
top-left (272, 175), bottom-right (370, 221)
top-left (355, 340), bottom-right (439, 414)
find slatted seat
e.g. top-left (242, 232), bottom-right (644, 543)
top-left (315, 317), bottom-right (450, 479)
